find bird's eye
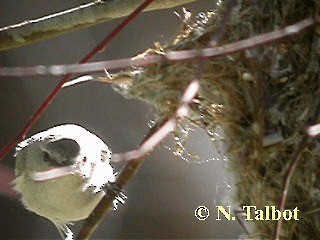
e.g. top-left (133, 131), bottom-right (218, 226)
top-left (43, 151), bottom-right (51, 162)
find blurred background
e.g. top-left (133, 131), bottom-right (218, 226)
top-left (0, 0), bottom-right (243, 238)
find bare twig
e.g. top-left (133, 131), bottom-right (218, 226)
top-left (273, 134), bottom-right (309, 240)
top-left (274, 101), bottom-right (320, 240)
top-left (78, 38), bottom-right (204, 236)
top-left (209, 0), bottom-right (237, 46)
top-left (0, 0), bottom-right (156, 162)
top-left (0, 0), bottom-right (197, 51)
top-left (77, 2), bottom-right (236, 238)
top-left (77, 37), bottom-right (202, 240)
top-left (76, 124), bottom-right (159, 240)
top-left (111, 67), bottom-right (201, 163)
top-left (1, 16), bottom-right (318, 77)
top-left (112, 0), bottom-right (237, 163)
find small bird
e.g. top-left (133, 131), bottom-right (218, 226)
top-left (14, 124), bottom-right (115, 239)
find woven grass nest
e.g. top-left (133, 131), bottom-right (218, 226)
top-left (113, 0), bottom-right (320, 238)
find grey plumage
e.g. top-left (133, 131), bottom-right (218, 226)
top-left (14, 124), bottom-right (115, 239)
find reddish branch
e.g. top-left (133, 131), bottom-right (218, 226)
top-left (77, 2), bottom-right (236, 238)
top-left (77, 75), bottom-right (201, 239)
top-left (0, 0), bottom-right (156, 162)
top-left (112, 0), bottom-right (238, 162)
top-left (274, 102), bottom-right (320, 240)
top-left (273, 134), bottom-right (309, 240)
top-left (0, 3), bottom-right (319, 239)
top-left (0, 16), bottom-right (318, 77)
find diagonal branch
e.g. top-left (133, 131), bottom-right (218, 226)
top-left (77, 2), bottom-right (236, 238)
top-left (76, 124), bottom-right (159, 240)
top-left (0, 0), bottom-right (197, 51)
top-left (77, 45), bottom-right (202, 240)
top-left (0, 0), bottom-right (156, 162)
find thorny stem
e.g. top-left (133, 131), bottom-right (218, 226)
top-left (0, 0), bottom-right (155, 162)
top-left (1, 16), bottom-right (318, 77)
top-left (274, 100), bottom-right (320, 240)
top-left (0, 0), bottom-right (197, 51)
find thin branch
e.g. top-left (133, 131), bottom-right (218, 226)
top-left (0, 0), bottom-right (197, 51)
top-left (77, 2), bottom-right (236, 238)
top-left (274, 101), bottom-right (320, 240)
top-left (1, 16), bottom-right (318, 77)
top-left (77, 39), bottom-right (202, 240)
top-left (111, 76), bottom-right (200, 163)
top-left (111, 0), bottom-right (238, 163)
top-left (0, 0), bottom-right (156, 162)
top-left (76, 124), bottom-right (159, 240)
top-left (209, 0), bottom-right (237, 46)
top-left (273, 135), bottom-right (309, 240)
